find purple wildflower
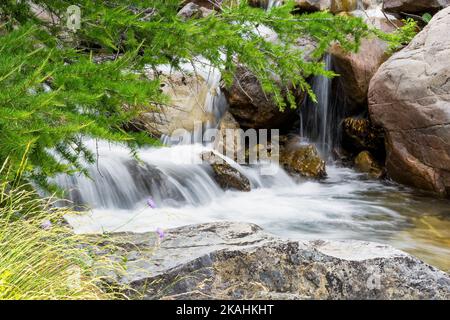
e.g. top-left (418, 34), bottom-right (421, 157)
top-left (156, 227), bottom-right (165, 240)
top-left (41, 220), bottom-right (52, 230)
top-left (146, 197), bottom-right (156, 209)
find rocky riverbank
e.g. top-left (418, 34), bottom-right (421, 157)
top-left (130, 1), bottom-right (450, 198)
top-left (95, 222), bottom-right (450, 300)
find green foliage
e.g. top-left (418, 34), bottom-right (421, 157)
top-left (0, 0), bottom-right (417, 186)
top-left (0, 22), bottom-right (163, 189)
top-left (373, 18), bottom-right (418, 52)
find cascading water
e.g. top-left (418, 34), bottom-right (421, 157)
top-left (300, 54), bottom-right (343, 159)
top-left (54, 5), bottom-right (450, 271)
top-left (267, 0), bottom-right (283, 9)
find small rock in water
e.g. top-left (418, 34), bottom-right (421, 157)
top-left (279, 139), bottom-right (327, 179)
top-left (201, 151), bottom-right (251, 192)
top-left (354, 150), bottom-right (384, 179)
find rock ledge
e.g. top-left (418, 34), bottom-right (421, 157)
top-left (98, 222), bottom-right (450, 300)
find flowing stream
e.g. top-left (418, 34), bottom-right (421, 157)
top-left (57, 6), bottom-right (450, 271)
top-left (59, 117), bottom-right (450, 273)
top-left (60, 140), bottom-right (450, 272)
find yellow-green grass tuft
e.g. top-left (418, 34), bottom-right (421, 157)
top-left (0, 162), bottom-right (127, 300)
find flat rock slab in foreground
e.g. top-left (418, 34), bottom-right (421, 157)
top-left (100, 222), bottom-right (450, 300)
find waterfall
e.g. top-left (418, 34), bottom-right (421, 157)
top-left (300, 54), bottom-right (342, 159)
top-left (53, 140), bottom-right (292, 211)
top-left (54, 142), bottom-right (220, 210)
top-left (267, 0), bottom-right (283, 10)
top-left (50, 1), bottom-right (450, 272)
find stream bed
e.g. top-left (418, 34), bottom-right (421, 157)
top-left (61, 142), bottom-right (450, 272)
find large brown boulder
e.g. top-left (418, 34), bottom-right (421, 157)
top-left (224, 34), bottom-right (316, 130)
top-left (331, 38), bottom-right (389, 111)
top-left (383, 0), bottom-right (450, 14)
top-left (368, 7), bottom-right (450, 197)
top-left (223, 64), bottom-right (303, 129)
top-left (330, 11), bottom-right (401, 113)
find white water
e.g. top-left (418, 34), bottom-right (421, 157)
top-left (300, 54), bottom-right (343, 159)
top-left (154, 58), bottom-right (228, 145)
top-left (267, 0), bottom-right (283, 10)
top-left (63, 144), bottom-right (450, 269)
top-left (61, 141), bottom-right (450, 271)
top-left (57, 2), bottom-right (450, 270)
top-left (65, 156), bottom-right (404, 237)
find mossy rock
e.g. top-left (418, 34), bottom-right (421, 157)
top-left (342, 117), bottom-right (385, 157)
top-left (354, 150), bottom-right (384, 179)
top-left (280, 143), bottom-right (327, 178)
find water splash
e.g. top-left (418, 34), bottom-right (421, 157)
top-left (53, 140), bottom-right (290, 210)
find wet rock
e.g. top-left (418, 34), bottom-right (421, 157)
top-left (248, 0), bottom-right (271, 8)
top-left (223, 64), bottom-right (303, 130)
top-left (342, 117), bottom-right (385, 157)
top-left (383, 0), bottom-right (450, 14)
top-left (223, 35), bottom-right (315, 130)
top-left (354, 151), bottom-right (384, 179)
top-left (330, 0), bottom-right (358, 13)
top-left (368, 7), bottom-right (450, 197)
top-left (293, 0), bottom-right (330, 11)
top-left (126, 162), bottom-right (186, 205)
top-left (201, 151), bottom-right (251, 191)
top-left (280, 137), bottom-right (327, 178)
top-left (97, 222), bottom-right (450, 300)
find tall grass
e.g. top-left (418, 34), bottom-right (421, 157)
top-left (0, 160), bottom-right (126, 300)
